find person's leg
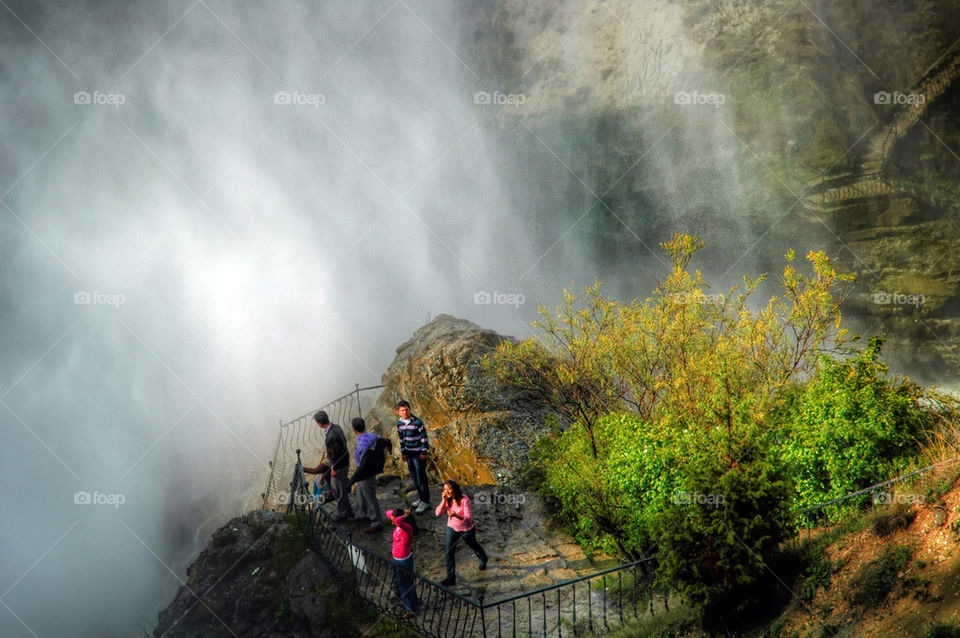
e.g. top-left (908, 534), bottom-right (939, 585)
top-left (360, 478), bottom-right (381, 527)
top-left (334, 472), bottom-right (353, 519)
top-left (405, 455), bottom-right (422, 505)
top-left (463, 527), bottom-right (488, 567)
top-left (444, 527), bottom-right (462, 583)
top-left (392, 558), bottom-right (404, 603)
top-left (414, 457), bottom-right (430, 504)
top-left (395, 555), bottom-right (418, 613)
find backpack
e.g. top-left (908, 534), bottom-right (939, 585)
top-left (368, 436), bottom-right (392, 475)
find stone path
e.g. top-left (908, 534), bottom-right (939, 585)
top-left (320, 476), bottom-right (621, 602)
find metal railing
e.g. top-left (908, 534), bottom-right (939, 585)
top-left (264, 383), bottom-right (670, 636)
top-left (797, 457), bottom-right (960, 530)
top-left (261, 383), bottom-right (385, 509)
top-left (289, 492), bottom-right (664, 638)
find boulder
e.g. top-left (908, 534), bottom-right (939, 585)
top-left (365, 314), bottom-right (563, 487)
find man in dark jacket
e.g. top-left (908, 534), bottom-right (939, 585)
top-left (396, 400), bottom-right (430, 513)
top-left (304, 410), bottom-right (353, 521)
top-left (348, 417), bottom-right (392, 533)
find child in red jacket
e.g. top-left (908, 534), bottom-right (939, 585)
top-left (387, 508), bottom-right (419, 618)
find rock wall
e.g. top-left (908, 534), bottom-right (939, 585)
top-left (365, 314), bottom-right (563, 487)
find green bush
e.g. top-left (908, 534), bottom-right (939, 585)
top-left (775, 336), bottom-right (932, 520)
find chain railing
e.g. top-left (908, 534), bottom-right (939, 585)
top-left (261, 383), bottom-right (385, 510)
top-left (263, 384), bottom-right (670, 636)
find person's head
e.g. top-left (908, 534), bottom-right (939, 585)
top-left (443, 480), bottom-right (463, 504)
top-left (314, 410), bottom-right (330, 427)
top-left (396, 400), bottom-right (411, 420)
top-left (351, 417), bottom-right (366, 433)
top-left (388, 508), bottom-right (411, 521)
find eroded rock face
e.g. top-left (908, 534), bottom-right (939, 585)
top-left (365, 314), bottom-right (562, 487)
top-left (153, 511), bottom-right (335, 638)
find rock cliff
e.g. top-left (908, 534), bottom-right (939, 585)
top-left (364, 314), bottom-right (564, 487)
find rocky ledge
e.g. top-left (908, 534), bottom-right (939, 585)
top-left (365, 314), bottom-right (565, 487)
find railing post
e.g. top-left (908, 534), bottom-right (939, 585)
top-left (479, 595), bottom-right (488, 638)
top-left (355, 382), bottom-right (362, 419)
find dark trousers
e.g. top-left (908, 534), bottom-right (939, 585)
top-left (331, 470), bottom-right (353, 519)
top-left (445, 526), bottom-right (487, 580)
top-left (393, 554), bottom-right (419, 613)
top-left (405, 455), bottom-right (430, 504)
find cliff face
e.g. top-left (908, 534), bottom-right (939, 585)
top-left (153, 511), bottom-right (339, 638)
top-left (465, 0), bottom-right (960, 381)
top-left (365, 314), bottom-right (564, 487)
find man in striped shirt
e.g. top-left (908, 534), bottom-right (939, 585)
top-left (396, 400), bottom-right (430, 513)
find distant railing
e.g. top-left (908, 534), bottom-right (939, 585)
top-left (261, 383), bottom-right (385, 509)
top-left (803, 46), bottom-right (960, 213)
top-left (797, 457), bottom-right (960, 530)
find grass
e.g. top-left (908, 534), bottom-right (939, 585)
top-left (847, 545), bottom-right (913, 608)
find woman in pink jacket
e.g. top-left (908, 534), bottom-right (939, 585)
top-left (387, 508), bottom-right (419, 618)
top-left (435, 480), bottom-right (488, 586)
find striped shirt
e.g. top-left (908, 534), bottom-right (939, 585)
top-left (396, 416), bottom-right (428, 455)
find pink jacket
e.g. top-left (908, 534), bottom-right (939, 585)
top-left (436, 495), bottom-right (475, 532)
top-left (392, 518), bottom-right (414, 560)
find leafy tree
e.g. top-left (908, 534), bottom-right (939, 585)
top-left (775, 335), bottom-right (935, 520)
top-left (488, 233), bottom-right (854, 607)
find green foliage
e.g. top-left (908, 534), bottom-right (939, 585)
top-left (492, 234), bottom-right (852, 608)
top-left (925, 623), bottom-right (960, 638)
top-left (801, 553), bottom-right (834, 602)
top-left (847, 545), bottom-right (912, 608)
top-left (775, 336), bottom-right (932, 519)
top-left (492, 233), bottom-right (952, 621)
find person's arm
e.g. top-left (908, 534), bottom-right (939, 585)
top-left (459, 496), bottom-right (473, 526)
top-left (329, 428), bottom-right (349, 475)
top-left (435, 498), bottom-right (447, 517)
top-left (303, 462), bottom-right (325, 475)
top-left (349, 450), bottom-right (374, 487)
top-left (396, 518), bottom-right (413, 535)
top-left (418, 419), bottom-right (429, 459)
